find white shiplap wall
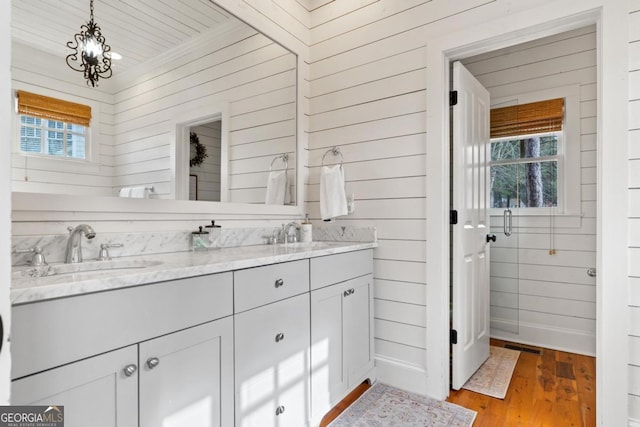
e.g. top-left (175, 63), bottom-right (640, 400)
top-left (461, 26), bottom-right (597, 355)
top-left (628, 3), bottom-right (640, 424)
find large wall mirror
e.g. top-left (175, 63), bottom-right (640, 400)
top-left (10, 0), bottom-right (299, 212)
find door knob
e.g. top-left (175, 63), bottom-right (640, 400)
top-left (486, 234), bottom-right (497, 243)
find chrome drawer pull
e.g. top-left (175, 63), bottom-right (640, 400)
top-left (123, 364), bottom-right (137, 377)
top-left (276, 405), bottom-right (285, 416)
top-left (146, 357), bottom-right (160, 369)
top-left (275, 278), bottom-right (284, 288)
top-left (275, 333), bottom-right (285, 343)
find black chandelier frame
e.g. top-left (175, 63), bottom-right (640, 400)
top-left (66, 0), bottom-right (112, 87)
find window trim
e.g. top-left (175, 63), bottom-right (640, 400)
top-left (489, 85), bottom-right (581, 217)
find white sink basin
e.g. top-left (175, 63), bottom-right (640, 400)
top-left (13, 259), bottom-right (163, 279)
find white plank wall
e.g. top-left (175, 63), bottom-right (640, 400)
top-left (189, 122), bottom-right (221, 202)
top-left (11, 43), bottom-right (115, 197)
top-left (460, 27), bottom-right (597, 355)
top-left (628, 4), bottom-right (640, 423)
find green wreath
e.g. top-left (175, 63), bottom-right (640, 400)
top-left (189, 131), bottom-right (208, 167)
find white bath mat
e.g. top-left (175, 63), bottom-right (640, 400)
top-left (462, 345), bottom-right (520, 399)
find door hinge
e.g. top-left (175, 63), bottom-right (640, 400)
top-left (449, 90), bottom-right (458, 106)
top-left (450, 210), bottom-right (458, 225)
top-left (451, 329), bottom-right (458, 345)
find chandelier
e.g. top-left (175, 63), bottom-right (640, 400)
top-left (66, 0), bottom-right (112, 87)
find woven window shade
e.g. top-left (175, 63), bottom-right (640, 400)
top-left (490, 98), bottom-right (564, 138)
top-left (17, 91), bottom-right (92, 127)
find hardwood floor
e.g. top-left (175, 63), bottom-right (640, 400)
top-left (448, 339), bottom-right (596, 427)
top-left (319, 339), bottom-right (595, 427)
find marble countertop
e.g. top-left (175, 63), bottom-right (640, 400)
top-left (11, 241), bottom-right (377, 305)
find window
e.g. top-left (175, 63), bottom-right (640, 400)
top-left (489, 97), bottom-right (564, 210)
top-left (16, 91), bottom-right (91, 160)
top-left (490, 132), bottom-right (559, 208)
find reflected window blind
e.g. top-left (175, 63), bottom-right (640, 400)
top-left (17, 91), bottom-right (92, 127)
top-left (490, 98), bottom-right (564, 138)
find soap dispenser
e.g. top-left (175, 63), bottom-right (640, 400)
top-left (300, 214), bottom-right (312, 243)
top-left (191, 226), bottom-right (210, 251)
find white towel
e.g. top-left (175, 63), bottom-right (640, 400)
top-left (265, 170), bottom-right (289, 205)
top-left (320, 164), bottom-right (348, 220)
top-left (119, 185), bottom-right (153, 198)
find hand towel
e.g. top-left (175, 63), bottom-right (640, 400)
top-left (265, 170), bottom-right (288, 205)
top-left (119, 185), bottom-right (153, 198)
top-left (320, 164), bottom-right (348, 220)
top-left (118, 187), bottom-right (132, 197)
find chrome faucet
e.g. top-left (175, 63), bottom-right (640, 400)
top-left (65, 224), bottom-right (96, 263)
top-left (283, 222), bottom-right (300, 243)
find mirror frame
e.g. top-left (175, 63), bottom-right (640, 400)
top-left (11, 0), bottom-right (306, 219)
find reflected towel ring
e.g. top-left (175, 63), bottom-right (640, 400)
top-left (321, 147), bottom-right (344, 167)
top-left (270, 153), bottom-right (289, 171)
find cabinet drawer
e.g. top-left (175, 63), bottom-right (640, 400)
top-left (310, 249), bottom-right (373, 290)
top-left (234, 293), bottom-right (310, 385)
top-left (234, 259), bottom-right (309, 312)
top-left (236, 366), bottom-right (308, 427)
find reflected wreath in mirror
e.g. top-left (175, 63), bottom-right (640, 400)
top-left (190, 131), bottom-right (208, 167)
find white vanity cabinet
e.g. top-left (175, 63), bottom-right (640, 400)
top-left (310, 250), bottom-right (375, 424)
top-left (11, 273), bottom-right (234, 427)
top-left (233, 260), bottom-right (311, 427)
top-left (10, 245), bottom-right (375, 427)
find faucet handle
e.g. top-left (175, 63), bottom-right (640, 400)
top-left (14, 246), bottom-right (47, 266)
top-left (98, 243), bottom-right (123, 261)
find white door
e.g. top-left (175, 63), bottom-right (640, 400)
top-left (451, 61), bottom-right (491, 390)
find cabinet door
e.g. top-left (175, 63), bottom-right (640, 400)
top-left (344, 274), bottom-right (374, 386)
top-left (139, 316), bottom-right (234, 427)
top-left (310, 282), bottom-right (347, 420)
top-left (310, 274), bottom-right (374, 422)
top-left (11, 345), bottom-right (138, 427)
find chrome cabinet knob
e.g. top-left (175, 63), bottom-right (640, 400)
top-left (275, 405), bottom-right (285, 416)
top-left (146, 357), bottom-right (160, 369)
top-left (123, 364), bottom-right (137, 377)
top-left (275, 333), bottom-right (285, 343)
top-left (274, 278), bottom-right (284, 288)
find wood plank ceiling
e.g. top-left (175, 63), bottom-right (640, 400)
top-left (11, 0), bottom-right (234, 72)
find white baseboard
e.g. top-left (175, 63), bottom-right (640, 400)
top-left (491, 319), bottom-right (595, 356)
top-left (628, 419), bottom-right (640, 427)
top-left (375, 356), bottom-right (428, 396)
